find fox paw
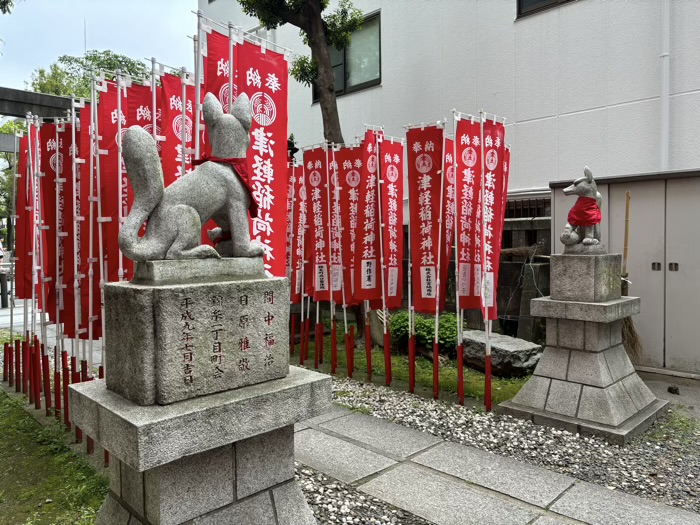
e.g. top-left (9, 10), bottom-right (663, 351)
top-left (582, 238), bottom-right (600, 245)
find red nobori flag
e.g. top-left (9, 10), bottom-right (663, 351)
top-left (204, 29), bottom-right (235, 113)
top-left (58, 123), bottom-right (78, 338)
top-left (97, 84), bottom-right (129, 283)
top-left (160, 74), bottom-right (195, 186)
top-left (480, 119), bottom-right (506, 320)
top-left (455, 117), bottom-right (483, 310)
top-left (236, 41), bottom-right (289, 278)
top-left (78, 104), bottom-right (102, 340)
top-left (327, 148), bottom-right (348, 305)
top-left (285, 162), bottom-right (295, 281)
top-left (303, 147), bottom-right (331, 301)
top-left (290, 162), bottom-right (307, 304)
top-left (334, 145), bottom-right (362, 306)
top-left (442, 137), bottom-right (456, 300)
top-left (379, 138), bottom-right (405, 310)
top-left (353, 130), bottom-right (382, 302)
top-left (39, 123), bottom-right (58, 320)
top-left (15, 136), bottom-right (31, 300)
top-left (407, 125), bottom-right (444, 314)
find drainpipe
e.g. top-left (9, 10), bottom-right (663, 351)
top-left (660, 0), bottom-right (670, 171)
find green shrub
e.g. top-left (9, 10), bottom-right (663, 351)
top-left (389, 310), bottom-right (460, 357)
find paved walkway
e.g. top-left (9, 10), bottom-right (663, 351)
top-left (296, 405), bottom-right (700, 525)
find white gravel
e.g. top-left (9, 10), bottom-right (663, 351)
top-left (297, 464), bottom-right (433, 525)
top-left (330, 376), bottom-right (700, 515)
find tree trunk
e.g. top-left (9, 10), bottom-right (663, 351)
top-left (307, 15), bottom-right (344, 144)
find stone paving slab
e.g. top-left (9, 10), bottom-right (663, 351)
top-left (359, 463), bottom-right (539, 525)
top-left (532, 516), bottom-right (584, 525)
top-left (412, 441), bottom-right (575, 508)
top-left (319, 412), bottom-right (442, 459)
top-left (550, 481), bottom-right (700, 525)
top-left (304, 404), bottom-right (353, 426)
top-left (294, 428), bottom-right (396, 484)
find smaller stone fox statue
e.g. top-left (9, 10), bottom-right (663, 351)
top-left (119, 93), bottom-right (263, 261)
top-left (560, 166), bottom-right (602, 246)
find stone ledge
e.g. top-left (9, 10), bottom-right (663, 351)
top-left (70, 367), bottom-right (331, 472)
top-left (531, 296), bottom-right (640, 323)
top-left (497, 398), bottom-right (669, 446)
top-left (133, 257), bottom-right (265, 285)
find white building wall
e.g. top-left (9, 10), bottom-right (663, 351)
top-left (200, 0), bottom-right (700, 192)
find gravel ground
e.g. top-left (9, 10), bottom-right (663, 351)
top-left (297, 464), bottom-right (433, 525)
top-left (331, 376), bottom-right (700, 515)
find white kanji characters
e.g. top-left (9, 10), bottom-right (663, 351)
top-left (252, 212), bottom-right (274, 237)
top-left (461, 134), bottom-right (470, 145)
top-left (251, 127), bottom-right (275, 157)
top-left (393, 154), bottom-right (400, 164)
top-left (111, 109), bottom-right (126, 125)
top-left (247, 68), bottom-right (262, 88)
top-left (136, 106), bottom-right (151, 122)
top-left (217, 58), bottom-right (229, 77)
top-left (412, 142), bottom-right (422, 153)
top-left (425, 141), bottom-right (435, 152)
top-left (170, 95), bottom-right (182, 112)
top-left (265, 73), bottom-right (281, 93)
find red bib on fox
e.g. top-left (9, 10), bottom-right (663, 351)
top-left (568, 197), bottom-right (601, 227)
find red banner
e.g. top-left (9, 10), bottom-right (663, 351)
top-left (454, 117), bottom-right (483, 310)
top-left (303, 147), bottom-right (331, 301)
top-left (334, 145), bottom-right (363, 306)
top-left (406, 125), bottom-right (444, 314)
top-left (378, 139), bottom-right (405, 310)
top-left (98, 84), bottom-right (131, 283)
top-left (353, 130), bottom-right (382, 302)
top-left (326, 148), bottom-right (348, 305)
top-left (235, 41), bottom-right (289, 278)
top-left (160, 74), bottom-right (195, 186)
top-left (480, 120), bottom-right (506, 321)
top-left (204, 29), bottom-right (234, 114)
top-left (290, 162), bottom-right (307, 304)
top-left (15, 136), bottom-right (31, 300)
top-left (39, 123), bottom-right (58, 320)
top-left (78, 104), bottom-right (102, 340)
top-left (442, 138), bottom-right (455, 302)
top-left (285, 161), bottom-right (295, 281)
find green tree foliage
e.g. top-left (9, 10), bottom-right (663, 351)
top-left (237, 0), bottom-right (363, 143)
top-left (0, 0), bottom-right (15, 15)
top-left (0, 119), bottom-right (26, 248)
top-left (28, 50), bottom-right (148, 98)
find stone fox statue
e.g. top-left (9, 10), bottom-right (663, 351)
top-left (119, 93), bottom-right (264, 261)
top-left (560, 166), bottom-right (603, 246)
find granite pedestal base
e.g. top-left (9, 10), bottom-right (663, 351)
top-left (497, 254), bottom-right (667, 445)
top-left (70, 367), bottom-right (330, 525)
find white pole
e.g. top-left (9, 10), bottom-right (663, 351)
top-left (151, 58), bottom-right (158, 144)
top-left (194, 11), bottom-right (203, 158)
top-left (70, 100), bottom-right (86, 373)
top-left (452, 115), bottom-right (462, 347)
top-left (94, 78), bottom-right (109, 367)
top-left (331, 146), bottom-right (349, 334)
top-left (10, 130), bottom-right (20, 344)
top-left (54, 121), bottom-right (63, 354)
top-left (116, 70), bottom-right (125, 282)
top-left (27, 116), bottom-right (37, 339)
top-left (375, 135), bottom-right (389, 337)
top-left (479, 111), bottom-right (492, 410)
top-left (180, 68), bottom-right (187, 176)
top-left (227, 22), bottom-right (235, 115)
top-left (323, 145), bottom-right (335, 332)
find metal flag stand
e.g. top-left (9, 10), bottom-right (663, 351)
top-left (451, 111), bottom-right (465, 405)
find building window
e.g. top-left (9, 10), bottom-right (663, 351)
top-left (313, 12), bottom-right (380, 102)
top-left (517, 0), bottom-right (575, 18)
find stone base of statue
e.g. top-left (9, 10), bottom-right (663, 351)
top-left (497, 253), bottom-right (668, 445)
top-left (70, 258), bottom-right (330, 525)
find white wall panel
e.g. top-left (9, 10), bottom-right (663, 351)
top-left (558, 108), bottom-right (608, 180)
top-left (669, 92), bottom-right (700, 171)
top-left (512, 117), bottom-right (558, 191)
top-left (670, 0), bottom-right (700, 95)
top-left (604, 99), bottom-right (660, 176)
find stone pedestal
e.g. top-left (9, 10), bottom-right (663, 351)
top-left (498, 254), bottom-right (668, 445)
top-left (70, 259), bottom-right (330, 524)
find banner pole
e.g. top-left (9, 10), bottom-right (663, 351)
top-left (116, 70), bottom-right (126, 283)
top-left (452, 113), bottom-right (464, 405)
top-left (86, 84), bottom-right (97, 368)
top-left (193, 11), bottom-right (202, 158)
top-left (431, 122), bottom-right (447, 401)
top-left (374, 134), bottom-right (391, 386)
top-left (94, 77), bottom-right (109, 369)
top-left (180, 68), bottom-right (187, 177)
top-left (29, 116), bottom-right (40, 342)
top-left (10, 130), bottom-right (20, 345)
top-left (324, 144), bottom-right (337, 374)
top-left (227, 22), bottom-right (235, 115)
top-left (150, 58), bottom-right (158, 144)
top-left (406, 138), bottom-right (415, 393)
top-left (70, 100), bottom-right (85, 375)
top-left (480, 111), bottom-right (492, 412)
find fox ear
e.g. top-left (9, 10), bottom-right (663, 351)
top-left (232, 93), bottom-right (252, 132)
top-left (584, 166), bottom-right (593, 183)
top-left (203, 93), bottom-right (224, 128)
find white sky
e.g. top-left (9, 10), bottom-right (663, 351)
top-left (0, 0), bottom-right (197, 90)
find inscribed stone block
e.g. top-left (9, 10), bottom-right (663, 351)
top-left (190, 491), bottom-right (277, 525)
top-left (603, 344), bottom-right (635, 382)
top-left (96, 493), bottom-right (131, 525)
top-left (120, 460), bottom-right (145, 517)
top-left (511, 375), bottom-right (551, 410)
top-left (144, 445), bottom-right (234, 525)
top-left (566, 350), bottom-right (613, 388)
top-left (593, 255), bottom-right (622, 302)
top-left (533, 347), bottom-right (570, 381)
top-left (273, 481), bottom-right (317, 525)
top-left (557, 319), bottom-right (585, 350)
top-left (235, 426), bottom-right (294, 499)
top-left (545, 380), bottom-right (582, 418)
top-left (550, 254), bottom-right (621, 303)
top-left (584, 322), bottom-right (611, 352)
top-left (105, 283), bottom-right (157, 406)
top-left (153, 277), bottom-right (289, 405)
